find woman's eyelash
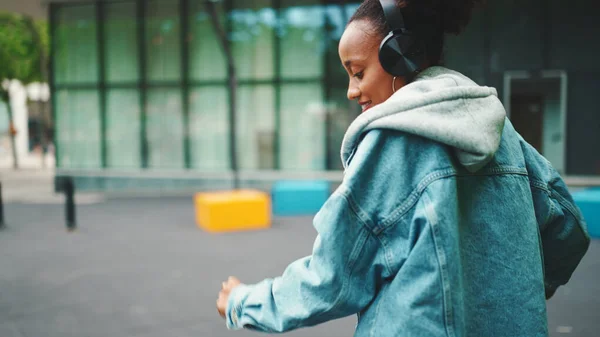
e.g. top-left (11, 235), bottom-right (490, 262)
top-left (353, 71), bottom-right (363, 79)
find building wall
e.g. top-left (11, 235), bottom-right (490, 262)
top-left (543, 97), bottom-right (564, 174)
top-left (567, 72), bottom-right (600, 175)
top-left (51, 0), bottom-right (361, 174)
top-left (444, 0), bottom-right (600, 175)
top-left (49, 0), bottom-right (600, 182)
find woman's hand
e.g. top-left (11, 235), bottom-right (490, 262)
top-left (217, 276), bottom-right (242, 318)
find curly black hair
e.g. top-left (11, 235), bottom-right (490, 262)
top-left (349, 0), bottom-right (485, 66)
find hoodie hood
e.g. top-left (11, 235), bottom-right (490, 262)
top-left (341, 66), bottom-right (507, 172)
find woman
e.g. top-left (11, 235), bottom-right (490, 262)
top-left (217, 0), bottom-right (590, 335)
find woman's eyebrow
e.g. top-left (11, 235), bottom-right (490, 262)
top-left (344, 59), bottom-right (362, 71)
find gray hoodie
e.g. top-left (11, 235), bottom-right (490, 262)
top-left (341, 66), bottom-right (507, 172)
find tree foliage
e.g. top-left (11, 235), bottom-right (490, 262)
top-left (0, 12), bottom-right (49, 100)
top-left (0, 12), bottom-right (49, 168)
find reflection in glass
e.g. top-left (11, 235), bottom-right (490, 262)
top-left (54, 5), bottom-right (98, 84)
top-left (280, 2), bottom-right (325, 79)
top-left (146, 89), bottom-right (184, 168)
top-left (55, 90), bottom-right (101, 168)
top-left (189, 0), bottom-right (227, 81)
top-left (146, 0), bottom-right (181, 82)
top-left (230, 0), bottom-right (275, 80)
top-left (327, 87), bottom-right (360, 170)
top-left (104, 2), bottom-right (139, 83)
top-left (325, 4), bottom-right (356, 84)
top-left (237, 85), bottom-right (275, 170)
top-left (189, 86), bottom-right (230, 170)
top-left (280, 84), bottom-right (325, 170)
top-left (106, 89), bottom-right (141, 168)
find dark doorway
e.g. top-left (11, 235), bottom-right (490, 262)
top-left (510, 94), bottom-right (544, 152)
top-left (506, 72), bottom-right (566, 173)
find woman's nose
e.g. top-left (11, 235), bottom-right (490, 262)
top-left (347, 84), bottom-right (360, 101)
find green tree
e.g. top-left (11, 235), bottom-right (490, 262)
top-left (0, 12), bottom-right (49, 169)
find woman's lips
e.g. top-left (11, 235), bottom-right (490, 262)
top-left (360, 101), bottom-right (372, 112)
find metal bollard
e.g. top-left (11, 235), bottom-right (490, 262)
top-left (0, 182), bottom-right (5, 229)
top-left (65, 177), bottom-right (76, 231)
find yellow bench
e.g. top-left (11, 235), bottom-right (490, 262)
top-left (194, 190), bottom-right (271, 233)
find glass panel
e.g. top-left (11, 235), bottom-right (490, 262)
top-left (280, 84), bottom-right (325, 170)
top-left (326, 3), bottom-right (361, 169)
top-left (345, 3), bottom-right (360, 18)
top-left (237, 85), bottom-right (275, 170)
top-left (189, 0), bottom-right (227, 81)
top-left (327, 87), bottom-right (360, 170)
top-left (106, 89), bottom-right (141, 168)
top-left (55, 90), bottom-right (101, 168)
top-left (324, 4), bottom-right (347, 41)
top-left (54, 5), bottom-right (98, 84)
top-left (230, 0), bottom-right (275, 80)
top-left (104, 2), bottom-right (139, 83)
top-left (146, 0), bottom-right (181, 82)
top-left (325, 4), bottom-right (353, 86)
top-left (280, 1), bottom-right (325, 79)
top-left (559, 73), bottom-right (594, 175)
top-left (189, 86), bottom-right (229, 170)
top-left (146, 89), bottom-right (184, 168)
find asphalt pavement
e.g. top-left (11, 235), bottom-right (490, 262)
top-left (0, 196), bottom-right (598, 337)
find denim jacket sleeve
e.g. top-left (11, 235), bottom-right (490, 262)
top-left (224, 129), bottom-right (428, 332)
top-left (225, 186), bottom-right (383, 333)
top-left (521, 139), bottom-right (591, 298)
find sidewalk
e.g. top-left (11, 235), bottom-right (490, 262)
top-left (0, 166), bottom-right (104, 205)
top-left (0, 152), bottom-right (55, 170)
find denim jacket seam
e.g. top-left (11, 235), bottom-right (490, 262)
top-left (529, 164), bottom-right (588, 238)
top-left (374, 234), bottom-right (394, 277)
top-left (529, 178), bottom-right (550, 193)
top-left (528, 179), bottom-right (553, 225)
top-left (339, 185), bottom-right (394, 276)
top-left (547, 193), bottom-right (558, 228)
top-left (422, 190), bottom-right (454, 337)
top-left (550, 188), bottom-right (585, 226)
top-left (535, 221), bottom-right (547, 284)
top-left (338, 184), bottom-right (378, 234)
top-left (328, 227), bottom-right (372, 314)
top-left (380, 168), bottom-right (457, 229)
top-left (369, 285), bottom-right (385, 337)
top-left (461, 166), bottom-right (528, 176)
top-left (550, 188), bottom-right (591, 244)
top-left (379, 166), bottom-right (529, 230)
top-left (320, 186), bottom-right (377, 315)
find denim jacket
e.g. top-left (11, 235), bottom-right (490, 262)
top-left (226, 67), bottom-right (590, 336)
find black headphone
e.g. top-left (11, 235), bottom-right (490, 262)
top-left (378, 0), bottom-right (426, 77)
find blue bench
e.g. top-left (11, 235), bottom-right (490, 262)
top-left (272, 180), bottom-right (331, 216)
top-left (572, 188), bottom-right (600, 239)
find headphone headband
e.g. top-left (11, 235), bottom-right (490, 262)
top-left (379, 0), bottom-right (405, 32)
top-left (377, 0), bottom-right (425, 77)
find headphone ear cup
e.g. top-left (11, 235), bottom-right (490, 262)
top-left (379, 31), bottom-right (425, 77)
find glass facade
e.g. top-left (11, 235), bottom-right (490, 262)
top-left (50, 1), bottom-right (361, 172)
top-left (45, 0), bottom-right (600, 179)
top-left (54, 90), bottom-right (101, 168)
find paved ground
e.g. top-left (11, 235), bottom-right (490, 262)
top-left (0, 169), bottom-right (104, 205)
top-left (1, 193), bottom-right (599, 336)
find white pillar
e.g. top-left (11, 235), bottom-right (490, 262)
top-left (8, 80), bottom-right (29, 160)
